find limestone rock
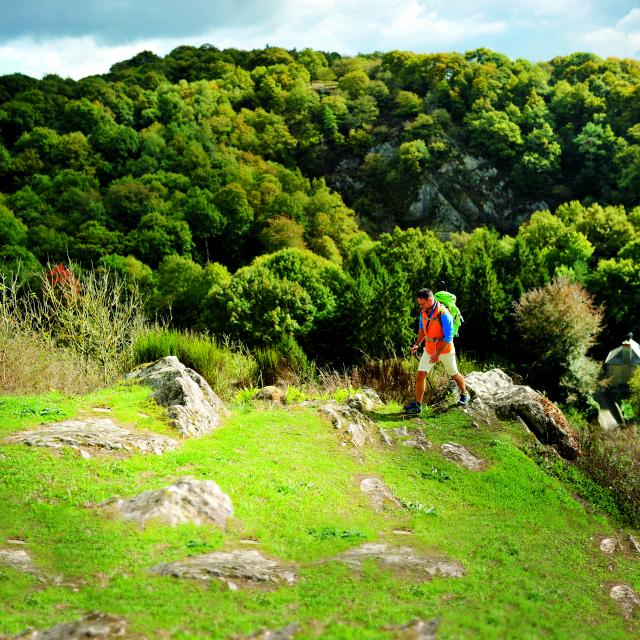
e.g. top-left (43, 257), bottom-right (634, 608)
top-left (331, 543), bottom-right (464, 580)
top-left (5, 419), bottom-right (179, 455)
top-left (464, 369), bottom-right (581, 459)
top-left (394, 426), bottom-right (432, 451)
top-left (599, 538), bottom-right (618, 554)
top-left (126, 356), bottom-right (229, 438)
top-left (359, 477), bottom-right (402, 512)
top-left (245, 624), bottom-right (299, 639)
top-left (254, 386), bottom-right (284, 403)
top-left (11, 612), bottom-right (128, 639)
top-left (150, 549), bottom-right (296, 588)
top-left (105, 477), bottom-right (233, 528)
top-left (395, 618), bottom-right (441, 640)
top-left (0, 548), bottom-right (42, 579)
top-left (610, 584), bottom-right (640, 618)
top-left (441, 443), bottom-right (484, 471)
top-left (317, 402), bottom-right (373, 448)
top-left (346, 388), bottom-right (383, 412)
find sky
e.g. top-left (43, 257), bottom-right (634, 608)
top-left (0, 0), bottom-right (639, 80)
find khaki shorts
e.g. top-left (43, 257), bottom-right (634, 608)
top-left (418, 350), bottom-right (459, 376)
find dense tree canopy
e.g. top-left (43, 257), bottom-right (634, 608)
top-left (1, 44), bottom-right (639, 400)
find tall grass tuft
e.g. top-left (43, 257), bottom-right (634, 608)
top-left (346, 354), bottom-right (451, 404)
top-left (255, 339), bottom-right (316, 387)
top-left (578, 427), bottom-right (640, 527)
top-left (133, 328), bottom-right (257, 400)
top-left (0, 266), bottom-right (145, 394)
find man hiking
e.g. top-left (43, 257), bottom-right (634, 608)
top-left (404, 288), bottom-right (469, 415)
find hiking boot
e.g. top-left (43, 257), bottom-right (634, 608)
top-left (403, 401), bottom-right (422, 415)
top-left (457, 394), bottom-right (470, 407)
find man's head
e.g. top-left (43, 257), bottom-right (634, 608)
top-left (416, 288), bottom-right (434, 309)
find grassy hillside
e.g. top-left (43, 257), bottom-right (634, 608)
top-left (0, 383), bottom-right (639, 639)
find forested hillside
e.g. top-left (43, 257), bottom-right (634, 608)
top-left (1, 44), bottom-right (640, 401)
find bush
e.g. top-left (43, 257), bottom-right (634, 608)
top-left (254, 337), bottom-right (316, 387)
top-left (0, 266), bottom-right (142, 393)
top-left (577, 426), bottom-right (640, 527)
top-left (513, 276), bottom-right (603, 400)
top-left (36, 264), bottom-right (147, 382)
top-left (132, 327), bottom-right (256, 400)
top-left (0, 321), bottom-right (102, 395)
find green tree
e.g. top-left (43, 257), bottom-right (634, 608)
top-left (514, 277), bottom-right (603, 400)
top-left (127, 212), bottom-right (192, 268)
top-left (393, 90), bottom-right (423, 117)
top-left (0, 204), bottom-right (27, 246)
top-left (259, 215), bottom-right (306, 253)
top-left (517, 210), bottom-right (594, 276)
top-left (466, 107), bottom-right (523, 161)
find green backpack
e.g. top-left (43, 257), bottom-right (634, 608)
top-left (433, 291), bottom-right (463, 337)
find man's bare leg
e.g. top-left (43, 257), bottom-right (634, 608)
top-left (452, 373), bottom-right (466, 395)
top-left (416, 370), bottom-right (427, 403)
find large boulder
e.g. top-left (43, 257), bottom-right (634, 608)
top-left (126, 356), bottom-right (229, 438)
top-left (103, 477), bottom-right (233, 528)
top-left (464, 369), bottom-right (581, 459)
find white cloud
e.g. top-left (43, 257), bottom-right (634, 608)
top-left (582, 28), bottom-right (640, 58)
top-left (0, 1), bottom-right (637, 79)
top-left (581, 7), bottom-right (640, 59)
top-left (0, 36), bottom-right (180, 79)
top-left (617, 7), bottom-right (640, 30)
top-left (378, 1), bottom-right (505, 47)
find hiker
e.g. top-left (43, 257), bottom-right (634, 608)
top-left (404, 288), bottom-right (469, 415)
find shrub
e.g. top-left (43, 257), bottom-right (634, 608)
top-left (254, 337), bottom-right (316, 387)
top-left (513, 276), bottom-right (603, 400)
top-left (35, 264), bottom-right (147, 382)
top-left (132, 328), bottom-right (256, 400)
top-left (0, 269), bottom-right (125, 394)
top-left (577, 426), bottom-right (640, 527)
top-left (0, 320), bottom-right (102, 395)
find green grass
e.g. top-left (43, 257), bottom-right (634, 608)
top-left (0, 388), bottom-right (639, 639)
top-left (133, 328), bottom-right (257, 400)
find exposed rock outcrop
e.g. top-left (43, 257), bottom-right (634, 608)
top-left (5, 419), bottom-right (179, 455)
top-left (378, 425), bottom-right (432, 451)
top-left (244, 624), bottom-right (300, 639)
top-left (346, 388), bottom-right (383, 412)
top-left (0, 548), bottom-right (44, 581)
top-left (150, 549), bottom-right (296, 589)
top-left (610, 584), bottom-right (640, 618)
top-left (330, 543), bottom-right (464, 580)
top-left (316, 402), bottom-right (373, 448)
top-left (464, 369), bottom-right (581, 459)
top-left (10, 612), bottom-right (130, 639)
top-left (359, 477), bottom-right (402, 512)
top-left (441, 443), bottom-right (485, 471)
top-left (103, 477), bottom-right (233, 528)
top-left (126, 356), bottom-right (228, 438)
top-left (395, 618), bottom-right (441, 640)
top-left (254, 386), bottom-right (285, 404)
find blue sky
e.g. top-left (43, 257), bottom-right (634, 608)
top-left (0, 1), bottom-right (638, 79)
